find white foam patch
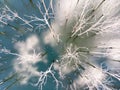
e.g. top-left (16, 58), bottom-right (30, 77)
top-left (13, 35), bottom-right (43, 84)
top-left (73, 67), bottom-right (106, 89)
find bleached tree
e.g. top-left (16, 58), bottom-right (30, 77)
top-left (0, 0), bottom-right (120, 90)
